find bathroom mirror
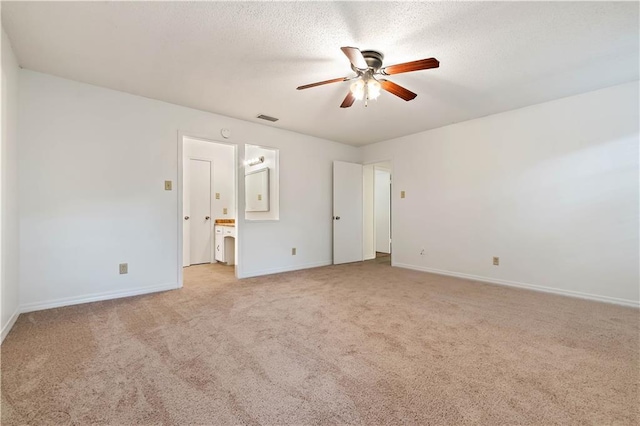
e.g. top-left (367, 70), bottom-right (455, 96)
top-left (245, 168), bottom-right (270, 212)
top-left (245, 144), bottom-right (279, 220)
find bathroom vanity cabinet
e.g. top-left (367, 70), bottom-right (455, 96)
top-left (214, 225), bottom-right (236, 265)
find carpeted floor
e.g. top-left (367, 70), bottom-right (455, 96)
top-left (1, 260), bottom-right (638, 424)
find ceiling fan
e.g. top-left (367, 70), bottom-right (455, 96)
top-left (296, 47), bottom-right (439, 108)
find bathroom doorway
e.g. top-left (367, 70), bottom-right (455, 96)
top-left (178, 135), bottom-right (238, 285)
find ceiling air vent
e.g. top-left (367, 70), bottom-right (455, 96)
top-left (256, 114), bottom-right (279, 122)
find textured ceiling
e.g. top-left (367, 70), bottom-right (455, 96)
top-left (3, 1), bottom-right (638, 146)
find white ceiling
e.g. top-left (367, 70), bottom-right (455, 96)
top-left (3, 1), bottom-right (638, 146)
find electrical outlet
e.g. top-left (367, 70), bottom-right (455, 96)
top-left (493, 257), bottom-right (500, 266)
top-left (292, 248), bottom-right (297, 255)
top-left (164, 180), bottom-right (172, 191)
top-left (119, 263), bottom-right (128, 274)
top-left (215, 193), bottom-right (220, 200)
top-left (400, 190), bottom-right (406, 199)
top-left (223, 208), bottom-right (228, 215)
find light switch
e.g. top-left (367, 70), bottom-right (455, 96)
top-left (223, 208), bottom-right (228, 215)
top-left (400, 190), bottom-right (406, 199)
top-left (164, 180), bottom-right (172, 191)
top-left (215, 193), bottom-right (220, 199)
top-left (258, 194), bottom-right (262, 201)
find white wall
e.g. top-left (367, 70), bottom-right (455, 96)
top-left (363, 81), bottom-right (640, 306)
top-left (18, 70), bottom-right (359, 311)
top-left (1, 27), bottom-right (20, 342)
top-left (241, 145), bottom-right (361, 276)
top-left (14, 67), bottom-right (638, 313)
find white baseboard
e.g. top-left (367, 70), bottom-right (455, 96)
top-left (394, 263), bottom-right (639, 308)
top-left (19, 282), bottom-right (179, 314)
top-left (239, 260), bottom-right (332, 279)
top-left (1, 308), bottom-right (21, 344)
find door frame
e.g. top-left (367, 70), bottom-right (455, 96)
top-left (177, 132), bottom-right (239, 288)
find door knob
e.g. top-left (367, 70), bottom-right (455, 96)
top-left (184, 216), bottom-right (190, 220)
top-left (205, 216), bottom-right (210, 220)
top-left (335, 216), bottom-right (341, 220)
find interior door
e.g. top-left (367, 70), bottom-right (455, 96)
top-left (188, 159), bottom-right (213, 265)
top-left (333, 161), bottom-right (363, 264)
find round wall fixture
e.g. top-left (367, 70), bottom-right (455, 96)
top-left (221, 128), bottom-right (231, 139)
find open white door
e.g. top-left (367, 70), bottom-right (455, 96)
top-left (333, 161), bottom-right (363, 264)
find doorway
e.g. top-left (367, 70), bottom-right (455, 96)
top-left (332, 160), bottom-right (392, 266)
top-left (179, 135), bottom-right (237, 281)
top-left (364, 161), bottom-right (392, 264)
top-left (375, 167), bottom-right (391, 256)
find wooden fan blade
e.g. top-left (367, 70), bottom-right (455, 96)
top-left (297, 77), bottom-right (347, 90)
top-left (341, 46), bottom-right (368, 70)
top-left (340, 91), bottom-right (356, 108)
top-left (381, 58), bottom-right (439, 75)
top-left (379, 79), bottom-right (417, 101)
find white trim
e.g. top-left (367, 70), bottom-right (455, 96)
top-left (394, 263), bottom-right (640, 308)
top-left (238, 261), bottom-right (332, 279)
top-left (19, 282), bottom-right (178, 314)
top-left (177, 131), bottom-right (185, 288)
top-left (1, 308), bottom-right (20, 344)
top-left (235, 143), bottom-right (245, 279)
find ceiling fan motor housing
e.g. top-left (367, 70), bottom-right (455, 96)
top-left (355, 50), bottom-right (384, 72)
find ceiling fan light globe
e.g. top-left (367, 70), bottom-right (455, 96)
top-left (350, 80), bottom-right (365, 100)
top-left (367, 80), bottom-right (381, 100)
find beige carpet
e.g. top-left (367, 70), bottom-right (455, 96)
top-left (1, 261), bottom-right (638, 424)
